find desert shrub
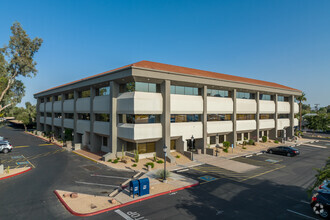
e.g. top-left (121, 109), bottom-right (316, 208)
top-left (153, 153), bottom-right (157, 162)
top-left (157, 169), bottom-right (171, 179)
top-left (112, 159), bottom-right (119, 164)
top-left (248, 139), bottom-right (255, 145)
top-left (223, 141), bottom-right (230, 148)
top-left (242, 146), bottom-right (247, 149)
top-left (134, 150), bottom-right (139, 163)
top-left (262, 136), bottom-right (268, 143)
top-left (176, 155), bottom-right (181, 159)
top-left (274, 140), bottom-right (279, 144)
top-left (156, 160), bottom-right (164, 164)
top-left (144, 162), bottom-right (154, 168)
top-left (223, 148), bottom-right (228, 153)
top-left (108, 159), bottom-right (112, 162)
top-left (132, 164), bottom-right (137, 167)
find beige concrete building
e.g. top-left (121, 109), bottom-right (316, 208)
top-left (34, 61), bottom-right (301, 160)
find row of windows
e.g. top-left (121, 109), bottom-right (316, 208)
top-left (119, 114), bottom-right (160, 124)
top-left (207, 89), bottom-right (230, 97)
top-left (209, 135), bottom-right (225, 145)
top-left (236, 92), bottom-right (255, 99)
top-left (170, 85), bottom-right (200, 96)
top-left (120, 82), bottom-right (159, 93)
top-left (171, 114), bottom-right (201, 122)
top-left (127, 142), bottom-right (156, 154)
top-left (207, 114), bottom-right (232, 121)
top-left (237, 114), bottom-right (256, 120)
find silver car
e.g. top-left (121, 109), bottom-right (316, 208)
top-left (0, 140), bottom-right (13, 154)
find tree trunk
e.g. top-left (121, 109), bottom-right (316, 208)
top-left (24, 124), bottom-right (27, 132)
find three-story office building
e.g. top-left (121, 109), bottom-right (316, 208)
top-left (34, 61), bottom-right (300, 160)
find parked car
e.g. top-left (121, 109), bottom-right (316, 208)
top-left (311, 189), bottom-right (330, 219)
top-left (319, 180), bottom-right (330, 192)
top-left (266, 146), bottom-right (300, 157)
top-left (0, 140), bottom-right (13, 154)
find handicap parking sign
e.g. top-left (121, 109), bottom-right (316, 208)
top-left (199, 175), bottom-right (217, 182)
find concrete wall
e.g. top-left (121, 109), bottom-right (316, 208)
top-left (294, 118), bottom-right (298, 126)
top-left (93, 121), bottom-right (110, 136)
top-left (277, 102), bottom-right (290, 114)
top-left (63, 119), bottom-right (74, 129)
top-left (207, 97), bottom-right (233, 114)
top-left (45, 117), bottom-right (52, 125)
top-left (236, 99), bottom-right (257, 114)
top-left (236, 120), bottom-right (257, 131)
top-left (170, 122), bottom-right (203, 139)
top-left (277, 118), bottom-right (290, 129)
top-left (294, 103), bottom-right (299, 114)
top-left (63, 100), bottom-right (74, 112)
top-left (259, 100), bottom-right (275, 114)
top-left (53, 101), bottom-right (61, 112)
top-left (76, 120), bottom-right (90, 134)
top-left (259, 119), bottom-right (275, 130)
top-left (93, 95), bottom-right (110, 113)
top-left (45, 102), bottom-right (52, 112)
top-left (54, 118), bottom-right (62, 127)
top-left (117, 123), bottom-right (162, 140)
top-left (170, 94), bottom-right (203, 114)
top-left (207, 121), bottom-right (233, 134)
top-left (76, 98), bottom-right (90, 113)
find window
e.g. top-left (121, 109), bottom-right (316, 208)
top-left (259, 114), bottom-right (274, 119)
top-left (259, 94), bottom-right (273, 101)
top-left (119, 82), bottom-right (160, 93)
top-left (127, 142), bottom-right (136, 152)
top-left (278, 114), bottom-right (289, 119)
top-left (95, 114), bottom-right (110, 122)
top-left (237, 92), bottom-right (255, 99)
top-left (170, 85), bottom-right (200, 96)
top-left (278, 96), bottom-right (289, 102)
top-left (207, 89), bottom-right (230, 97)
top-left (170, 140), bottom-right (176, 150)
top-left (96, 86), bottom-right (110, 96)
top-left (219, 135), bottom-right (225, 143)
top-left (46, 113), bottom-right (52, 117)
top-left (78, 113), bottom-right (90, 120)
top-left (46, 97), bottom-right (53, 102)
top-left (237, 133), bottom-right (242, 141)
top-left (237, 114), bottom-right (256, 120)
top-left (137, 142), bottom-right (156, 154)
top-left (207, 114), bottom-right (231, 121)
top-left (65, 93), bottom-right (74, 100)
top-left (244, 133), bottom-right (249, 140)
top-left (210, 136), bottom-right (216, 145)
top-left (40, 98), bottom-right (44, 103)
top-left (65, 113), bottom-right (74, 119)
top-left (102, 136), bottom-right (108, 147)
top-left (170, 114), bottom-right (201, 122)
top-left (55, 95), bottom-right (62, 101)
top-left (78, 90), bottom-right (90, 98)
top-left (119, 114), bottom-right (160, 124)
top-left (40, 112), bottom-right (44, 116)
top-left (55, 113), bottom-right (62, 118)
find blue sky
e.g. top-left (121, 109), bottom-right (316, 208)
top-left (0, 0), bottom-right (329, 107)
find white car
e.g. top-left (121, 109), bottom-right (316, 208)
top-left (0, 141), bottom-right (13, 154)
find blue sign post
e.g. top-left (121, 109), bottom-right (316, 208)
top-left (231, 144), bottom-right (234, 153)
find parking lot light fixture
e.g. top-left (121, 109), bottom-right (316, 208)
top-left (191, 135), bottom-right (194, 161)
top-left (163, 145), bottom-right (167, 182)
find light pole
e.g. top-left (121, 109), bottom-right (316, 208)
top-left (163, 145), bottom-right (168, 182)
top-left (191, 135), bottom-right (194, 161)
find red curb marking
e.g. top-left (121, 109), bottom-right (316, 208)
top-left (0, 167), bottom-right (32, 181)
top-left (54, 182), bottom-right (199, 217)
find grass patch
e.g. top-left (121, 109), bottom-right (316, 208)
top-left (156, 160), bottom-right (164, 164)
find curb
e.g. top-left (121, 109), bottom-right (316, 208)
top-left (72, 151), bottom-right (100, 164)
top-left (0, 167), bottom-right (32, 181)
top-left (24, 132), bottom-right (63, 148)
top-left (54, 181), bottom-right (199, 217)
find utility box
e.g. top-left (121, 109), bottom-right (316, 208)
top-left (129, 180), bottom-right (139, 198)
top-left (138, 178), bottom-right (150, 196)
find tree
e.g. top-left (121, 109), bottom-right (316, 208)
top-left (296, 92), bottom-right (307, 130)
top-left (12, 102), bottom-right (36, 131)
top-left (305, 114), bottom-right (330, 132)
top-left (308, 157), bottom-right (330, 195)
top-left (0, 22), bottom-right (43, 113)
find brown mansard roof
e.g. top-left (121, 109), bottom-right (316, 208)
top-left (35, 60), bottom-right (300, 95)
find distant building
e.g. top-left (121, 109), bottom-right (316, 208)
top-left (34, 61), bottom-right (301, 160)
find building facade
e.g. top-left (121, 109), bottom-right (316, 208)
top-left (34, 61), bottom-right (301, 160)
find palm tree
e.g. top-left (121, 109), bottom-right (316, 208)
top-left (296, 92), bottom-right (307, 131)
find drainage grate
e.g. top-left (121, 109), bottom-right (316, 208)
top-left (82, 165), bottom-right (100, 171)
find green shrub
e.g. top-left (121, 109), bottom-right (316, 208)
top-left (176, 155), bottom-right (181, 159)
top-left (242, 146), bottom-right (247, 149)
top-left (223, 141), bottom-right (230, 148)
top-left (157, 169), bottom-right (171, 179)
top-left (248, 139), bottom-right (255, 145)
top-left (156, 160), bottom-right (164, 164)
top-left (274, 140), bottom-right (279, 144)
top-left (153, 153), bottom-right (157, 162)
top-left (262, 136), bottom-right (268, 143)
top-left (243, 141), bottom-right (247, 146)
top-left (112, 159), bottom-right (119, 164)
top-left (144, 162), bottom-right (154, 168)
top-left (132, 164), bottom-right (137, 167)
top-left (134, 150), bottom-right (139, 163)
top-left (223, 148), bottom-right (228, 153)
top-left (108, 159), bottom-right (112, 162)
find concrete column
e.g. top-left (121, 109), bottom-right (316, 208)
top-left (109, 81), bottom-right (118, 154)
top-left (270, 94), bottom-right (278, 139)
top-left (89, 86), bottom-right (96, 150)
top-left (36, 98), bottom-right (41, 131)
top-left (61, 93), bottom-right (65, 140)
top-left (51, 95), bottom-right (55, 132)
top-left (159, 80), bottom-right (171, 157)
top-left (228, 89), bottom-right (237, 147)
top-left (73, 90), bottom-right (78, 144)
top-left (43, 97), bottom-right (47, 132)
top-left (288, 95), bottom-right (295, 138)
top-left (202, 85), bottom-right (207, 153)
top-left (252, 92), bottom-right (260, 142)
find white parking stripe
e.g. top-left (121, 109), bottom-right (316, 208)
top-left (75, 181), bottom-right (119, 188)
top-left (300, 200), bottom-right (310, 204)
top-left (300, 143), bottom-right (327, 149)
top-left (176, 168), bottom-right (189, 173)
top-left (91, 174), bottom-right (130, 179)
top-left (286, 209), bottom-right (318, 220)
top-left (114, 209), bottom-right (134, 220)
